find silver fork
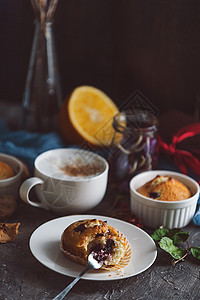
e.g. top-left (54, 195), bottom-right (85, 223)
top-left (52, 252), bottom-right (103, 300)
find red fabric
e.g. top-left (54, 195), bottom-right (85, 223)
top-left (158, 123), bottom-right (200, 183)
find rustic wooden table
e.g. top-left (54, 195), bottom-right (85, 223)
top-left (1, 183), bottom-right (200, 300)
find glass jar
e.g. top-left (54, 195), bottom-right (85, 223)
top-left (108, 110), bottom-right (158, 192)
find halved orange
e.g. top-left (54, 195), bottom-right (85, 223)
top-left (59, 86), bottom-right (119, 146)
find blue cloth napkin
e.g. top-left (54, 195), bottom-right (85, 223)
top-left (0, 119), bottom-right (65, 172)
top-left (193, 196), bottom-right (200, 226)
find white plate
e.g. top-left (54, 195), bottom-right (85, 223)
top-left (29, 215), bottom-right (157, 281)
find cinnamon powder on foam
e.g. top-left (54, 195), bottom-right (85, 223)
top-left (60, 159), bottom-right (103, 177)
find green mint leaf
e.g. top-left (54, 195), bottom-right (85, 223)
top-left (151, 227), bottom-right (169, 243)
top-left (159, 237), bottom-right (187, 260)
top-left (167, 229), bottom-right (189, 245)
top-left (190, 247), bottom-right (200, 259)
top-left (151, 227), bottom-right (189, 245)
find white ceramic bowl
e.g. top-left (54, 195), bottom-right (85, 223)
top-left (0, 153), bottom-right (23, 217)
top-left (130, 170), bottom-right (200, 229)
top-left (0, 153), bottom-right (23, 193)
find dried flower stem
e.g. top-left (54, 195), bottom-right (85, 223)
top-left (30, 0), bottom-right (59, 24)
top-left (47, 0), bottom-right (59, 21)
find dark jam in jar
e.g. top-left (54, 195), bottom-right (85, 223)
top-left (108, 110), bottom-right (158, 192)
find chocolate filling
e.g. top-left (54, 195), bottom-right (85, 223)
top-left (90, 238), bottom-right (115, 263)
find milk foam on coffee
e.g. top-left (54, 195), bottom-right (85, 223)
top-left (36, 149), bottom-right (105, 180)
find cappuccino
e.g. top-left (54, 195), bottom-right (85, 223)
top-left (36, 148), bottom-right (105, 180)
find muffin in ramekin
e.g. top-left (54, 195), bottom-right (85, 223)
top-left (130, 170), bottom-right (199, 229)
top-left (0, 153), bottom-right (23, 218)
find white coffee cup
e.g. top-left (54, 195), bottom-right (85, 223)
top-left (19, 148), bottom-right (109, 214)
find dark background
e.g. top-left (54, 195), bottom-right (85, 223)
top-left (1, 0), bottom-right (200, 115)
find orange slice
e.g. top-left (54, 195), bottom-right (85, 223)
top-left (59, 86), bottom-right (119, 146)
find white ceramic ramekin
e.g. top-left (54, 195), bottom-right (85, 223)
top-left (130, 170), bottom-right (200, 229)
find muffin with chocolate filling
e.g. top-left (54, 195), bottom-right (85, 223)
top-left (137, 175), bottom-right (191, 201)
top-left (61, 219), bottom-right (131, 270)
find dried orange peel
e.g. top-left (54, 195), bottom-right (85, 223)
top-left (59, 86), bottom-right (119, 146)
top-left (0, 222), bottom-right (20, 243)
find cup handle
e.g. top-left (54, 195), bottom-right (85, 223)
top-left (20, 177), bottom-right (48, 209)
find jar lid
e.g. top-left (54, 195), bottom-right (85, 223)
top-left (113, 110), bottom-right (158, 134)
